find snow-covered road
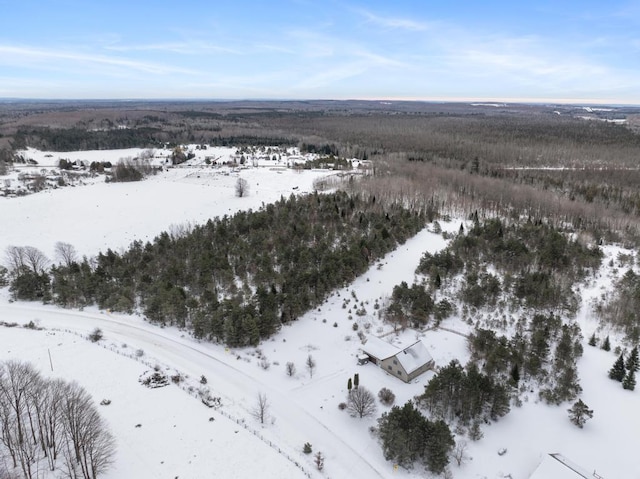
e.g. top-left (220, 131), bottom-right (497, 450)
top-left (0, 298), bottom-right (386, 479)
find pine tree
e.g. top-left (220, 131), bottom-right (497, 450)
top-left (567, 399), bottom-right (593, 428)
top-left (588, 332), bottom-right (597, 347)
top-left (626, 346), bottom-right (639, 372)
top-left (623, 370), bottom-right (636, 391)
top-left (601, 335), bottom-right (611, 352)
top-left (608, 353), bottom-right (626, 382)
top-left (510, 363), bottom-right (520, 385)
top-left (347, 377), bottom-right (352, 393)
top-left (353, 373), bottom-right (359, 390)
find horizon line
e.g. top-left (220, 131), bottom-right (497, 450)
top-left (1, 97), bottom-right (639, 108)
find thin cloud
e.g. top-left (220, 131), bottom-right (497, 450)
top-left (0, 45), bottom-right (199, 75)
top-left (105, 41), bottom-right (240, 55)
top-left (353, 7), bottom-right (433, 31)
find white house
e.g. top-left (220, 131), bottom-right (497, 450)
top-left (360, 336), bottom-right (434, 383)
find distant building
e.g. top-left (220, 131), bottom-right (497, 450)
top-left (529, 453), bottom-right (603, 479)
top-left (360, 336), bottom-right (434, 383)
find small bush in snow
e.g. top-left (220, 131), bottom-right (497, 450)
top-left (378, 387), bottom-right (396, 406)
top-left (303, 442), bottom-right (312, 454)
top-left (88, 327), bottom-right (103, 342)
top-left (260, 357), bottom-right (271, 370)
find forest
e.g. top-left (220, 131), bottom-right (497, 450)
top-left (8, 191), bottom-right (426, 347)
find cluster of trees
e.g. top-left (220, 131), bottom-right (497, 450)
top-left (7, 192), bottom-right (425, 347)
top-left (5, 246), bottom-right (51, 302)
top-left (418, 217), bottom-right (602, 312)
top-left (417, 360), bottom-right (510, 427)
top-left (468, 317), bottom-right (584, 404)
top-left (608, 346), bottom-right (638, 391)
top-left (107, 159), bottom-right (157, 183)
top-left (0, 360), bottom-right (115, 479)
top-left (383, 281), bottom-right (453, 330)
top-left (377, 401), bottom-right (454, 474)
top-left (596, 269), bottom-right (640, 343)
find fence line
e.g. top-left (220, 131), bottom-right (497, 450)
top-left (51, 327), bottom-right (314, 478)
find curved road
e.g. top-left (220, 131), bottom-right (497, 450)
top-left (0, 300), bottom-right (387, 479)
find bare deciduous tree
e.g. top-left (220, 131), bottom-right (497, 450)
top-left (22, 246), bottom-right (49, 274)
top-left (235, 177), bottom-right (249, 198)
top-left (4, 246), bottom-right (26, 272)
top-left (0, 361), bottom-right (115, 479)
top-left (285, 362), bottom-right (296, 377)
top-left (305, 355), bottom-right (316, 378)
top-left (452, 439), bottom-right (468, 466)
top-left (4, 246), bottom-right (48, 274)
top-left (54, 242), bottom-right (78, 267)
top-left (59, 381), bottom-right (116, 479)
top-left (347, 386), bottom-right (377, 418)
top-left (251, 392), bottom-right (269, 425)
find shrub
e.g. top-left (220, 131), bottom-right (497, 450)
top-left (303, 442), bottom-right (312, 454)
top-left (378, 387), bottom-right (396, 406)
top-left (88, 327), bottom-right (103, 342)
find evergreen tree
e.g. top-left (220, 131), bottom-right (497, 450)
top-left (509, 363), bottom-right (520, 385)
top-left (623, 370), bottom-right (636, 391)
top-left (377, 401), bottom-right (427, 468)
top-left (347, 377), bottom-right (352, 393)
top-left (353, 373), bottom-right (359, 390)
top-left (588, 333), bottom-right (597, 347)
top-left (608, 353), bottom-right (626, 382)
top-left (626, 346), bottom-right (639, 372)
top-left (567, 399), bottom-right (593, 428)
top-left (601, 335), bottom-right (611, 351)
top-left (423, 419), bottom-right (455, 474)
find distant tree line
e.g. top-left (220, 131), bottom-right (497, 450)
top-left (12, 127), bottom-right (163, 151)
top-left (6, 192), bottom-right (426, 347)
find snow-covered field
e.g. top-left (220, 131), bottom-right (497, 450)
top-left (1, 148), bottom-right (639, 478)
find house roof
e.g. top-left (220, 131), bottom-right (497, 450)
top-left (362, 337), bottom-right (433, 374)
top-left (361, 335), bottom-right (399, 361)
top-left (529, 454), bottom-right (595, 479)
top-left (396, 341), bottom-right (433, 375)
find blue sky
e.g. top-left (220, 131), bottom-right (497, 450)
top-left (1, 0), bottom-right (639, 103)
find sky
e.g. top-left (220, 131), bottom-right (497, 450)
top-left (1, 0), bottom-right (639, 103)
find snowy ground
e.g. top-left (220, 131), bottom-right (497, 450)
top-left (1, 149), bottom-right (639, 479)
